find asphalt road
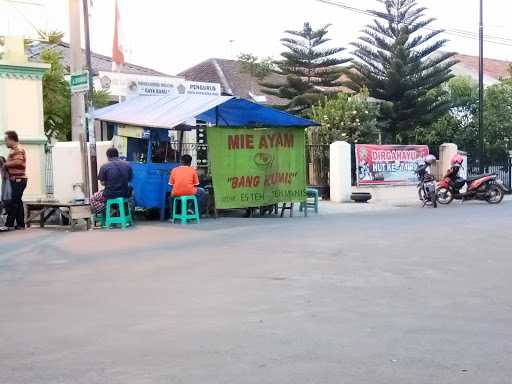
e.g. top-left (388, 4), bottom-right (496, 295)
top-left (1, 201), bottom-right (512, 384)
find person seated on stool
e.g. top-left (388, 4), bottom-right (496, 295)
top-left (90, 147), bottom-right (133, 214)
top-left (169, 154), bottom-right (205, 214)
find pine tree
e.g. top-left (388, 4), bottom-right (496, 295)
top-left (347, 0), bottom-right (457, 143)
top-left (261, 22), bottom-right (350, 114)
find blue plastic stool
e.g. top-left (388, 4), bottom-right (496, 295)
top-left (104, 197), bottom-right (133, 229)
top-left (172, 195), bottom-right (200, 224)
top-left (300, 188), bottom-right (319, 214)
top-left (94, 212), bottom-right (105, 228)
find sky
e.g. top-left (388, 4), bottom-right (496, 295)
top-left (4, 0), bottom-right (512, 75)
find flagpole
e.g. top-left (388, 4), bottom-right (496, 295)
top-left (82, 0), bottom-right (98, 194)
top-left (113, 0), bottom-right (124, 102)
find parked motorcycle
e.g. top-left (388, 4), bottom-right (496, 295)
top-left (437, 154), bottom-right (508, 204)
top-left (416, 155), bottom-right (437, 208)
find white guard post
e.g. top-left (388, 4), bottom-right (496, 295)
top-left (330, 141), bottom-right (352, 202)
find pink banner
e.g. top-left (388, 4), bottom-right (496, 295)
top-left (356, 144), bottom-right (429, 185)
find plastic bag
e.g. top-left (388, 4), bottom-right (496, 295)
top-left (1, 173), bottom-right (12, 203)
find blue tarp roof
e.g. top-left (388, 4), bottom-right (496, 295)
top-left (94, 94), bottom-right (317, 129)
top-left (197, 98), bottom-right (318, 127)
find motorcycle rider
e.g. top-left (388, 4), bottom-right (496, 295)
top-left (416, 154), bottom-right (437, 206)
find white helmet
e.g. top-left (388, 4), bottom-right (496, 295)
top-left (425, 154), bottom-right (437, 164)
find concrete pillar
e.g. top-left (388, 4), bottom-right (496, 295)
top-left (330, 141), bottom-right (352, 202)
top-left (439, 143), bottom-right (458, 178)
top-left (0, 52), bottom-right (50, 199)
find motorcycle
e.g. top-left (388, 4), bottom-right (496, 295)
top-left (437, 163), bottom-right (507, 204)
top-left (416, 162), bottom-right (437, 208)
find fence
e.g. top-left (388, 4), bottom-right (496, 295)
top-left (467, 157), bottom-right (512, 191)
top-left (44, 144), bottom-right (54, 197)
top-left (306, 144), bottom-right (330, 185)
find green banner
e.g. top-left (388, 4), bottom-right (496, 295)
top-left (209, 127), bottom-right (307, 209)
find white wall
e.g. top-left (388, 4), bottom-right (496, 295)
top-left (52, 141), bottom-right (112, 203)
top-left (0, 68), bottom-right (48, 199)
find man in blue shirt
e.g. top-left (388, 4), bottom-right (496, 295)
top-left (90, 147), bottom-right (133, 213)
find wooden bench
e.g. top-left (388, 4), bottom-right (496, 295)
top-left (25, 202), bottom-right (92, 231)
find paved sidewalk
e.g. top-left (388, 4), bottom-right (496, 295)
top-left (318, 194), bottom-right (512, 215)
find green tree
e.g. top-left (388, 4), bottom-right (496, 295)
top-left (261, 22), bottom-right (350, 114)
top-left (311, 89), bottom-right (380, 145)
top-left (238, 53), bottom-right (273, 80)
top-left (416, 76), bottom-right (478, 154)
top-left (309, 89), bottom-right (380, 184)
top-left (37, 30), bottom-right (65, 44)
top-left (238, 53), bottom-right (274, 95)
top-left (38, 30), bottom-right (110, 139)
top-left (93, 89), bottom-right (111, 109)
top-left (347, 0), bottom-right (457, 143)
top-left (484, 80), bottom-right (512, 159)
top-left (417, 76), bottom-right (512, 160)
top-left (41, 48), bottom-right (71, 140)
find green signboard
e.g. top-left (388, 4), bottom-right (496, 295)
top-left (208, 127), bottom-right (307, 209)
top-left (69, 71), bottom-right (89, 94)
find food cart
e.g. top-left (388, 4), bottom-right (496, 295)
top-left (94, 94), bottom-right (317, 220)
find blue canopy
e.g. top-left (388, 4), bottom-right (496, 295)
top-left (197, 97), bottom-right (318, 127)
top-left (94, 94), bottom-right (318, 129)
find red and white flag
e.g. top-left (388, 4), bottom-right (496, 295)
top-left (112, 0), bottom-right (124, 72)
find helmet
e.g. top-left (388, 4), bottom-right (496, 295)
top-left (425, 154), bottom-right (437, 164)
top-left (451, 154), bottom-right (464, 165)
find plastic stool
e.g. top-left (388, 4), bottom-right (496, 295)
top-left (104, 197), bottom-right (133, 229)
top-left (300, 188), bottom-right (319, 214)
top-left (172, 195), bottom-right (200, 224)
top-left (94, 212), bottom-right (105, 228)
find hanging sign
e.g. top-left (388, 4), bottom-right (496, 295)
top-left (69, 71), bottom-right (89, 94)
top-left (208, 127), bottom-right (307, 209)
top-left (356, 144), bottom-right (429, 185)
top-left (95, 72), bottom-right (221, 97)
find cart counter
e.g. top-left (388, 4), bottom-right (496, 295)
top-left (131, 161), bottom-right (178, 220)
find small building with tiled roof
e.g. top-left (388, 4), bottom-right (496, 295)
top-left (451, 53), bottom-right (511, 86)
top-left (27, 41), bottom-right (172, 77)
top-left (178, 58), bottom-right (288, 106)
top-left (178, 54), bottom-right (511, 109)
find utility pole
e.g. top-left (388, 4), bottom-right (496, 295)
top-left (82, 0), bottom-right (98, 194)
top-left (68, 0), bottom-right (85, 141)
top-left (478, 0), bottom-right (485, 172)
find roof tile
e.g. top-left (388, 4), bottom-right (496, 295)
top-left (27, 41), bottom-right (171, 77)
top-left (178, 58), bottom-right (288, 106)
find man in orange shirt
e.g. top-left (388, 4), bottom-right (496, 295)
top-left (169, 154), bottom-right (205, 213)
